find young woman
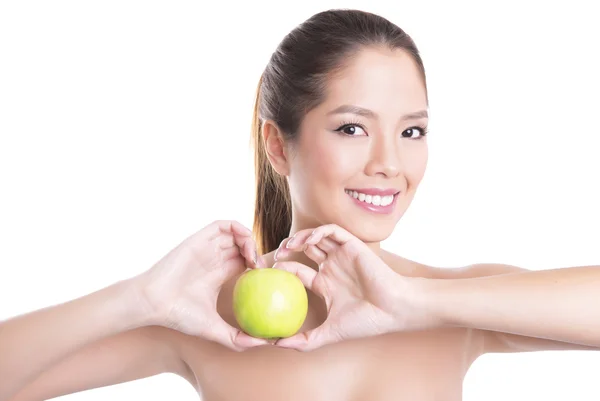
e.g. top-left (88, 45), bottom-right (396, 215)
top-left (2, 8), bottom-right (599, 401)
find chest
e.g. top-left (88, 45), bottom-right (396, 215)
top-left (181, 327), bottom-right (480, 401)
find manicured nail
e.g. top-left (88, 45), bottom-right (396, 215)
top-left (286, 238), bottom-right (295, 248)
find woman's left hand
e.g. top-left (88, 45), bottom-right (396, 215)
top-left (272, 224), bottom-right (437, 351)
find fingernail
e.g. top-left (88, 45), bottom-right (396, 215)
top-left (286, 237), bottom-right (296, 248)
top-left (257, 255), bottom-right (266, 268)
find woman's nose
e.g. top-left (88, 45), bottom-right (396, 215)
top-left (364, 139), bottom-right (401, 178)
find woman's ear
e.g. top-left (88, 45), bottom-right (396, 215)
top-left (262, 120), bottom-right (291, 176)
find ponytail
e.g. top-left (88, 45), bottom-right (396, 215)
top-left (251, 74), bottom-right (292, 256)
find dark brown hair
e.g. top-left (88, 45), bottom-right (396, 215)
top-left (251, 8), bottom-right (428, 255)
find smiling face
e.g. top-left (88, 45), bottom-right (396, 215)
top-left (265, 46), bottom-right (429, 244)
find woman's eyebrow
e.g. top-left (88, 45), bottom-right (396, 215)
top-left (327, 104), bottom-right (428, 121)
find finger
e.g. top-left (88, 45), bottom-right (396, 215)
top-left (275, 228), bottom-right (316, 260)
top-left (220, 246), bottom-right (241, 262)
top-left (254, 253), bottom-right (267, 268)
top-left (233, 331), bottom-right (271, 349)
top-left (306, 224), bottom-right (355, 246)
top-left (273, 237), bottom-right (291, 262)
top-left (230, 231), bottom-right (261, 268)
top-left (217, 231), bottom-right (262, 268)
top-left (218, 235), bottom-right (236, 249)
top-left (303, 244), bottom-right (327, 265)
top-left (218, 255), bottom-right (248, 281)
top-left (272, 260), bottom-right (318, 293)
top-left (205, 315), bottom-right (269, 351)
top-left (282, 236), bottom-right (336, 265)
top-left (311, 237), bottom-right (338, 255)
top-left (199, 220), bottom-right (253, 241)
top-left (228, 222), bottom-right (262, 267)
top-left (215, 221), bottom-right (264, 268)
top-left (285, 229), bottom-right (318, 250)
top-left (275, 326), bottom-right (329, 352)
top-left (185, 220), bottom-right (253, 254)
top-left (218, 220), bottom-right (253, 239)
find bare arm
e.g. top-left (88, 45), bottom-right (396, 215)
top-left (7, 325), bottom-right (194, 401)
top-left (418, 264), bottom-right (600, 350)
top-left (1, 219), bottom-right (266, 400)
top-left (0, 279), bottom-right (158, 401)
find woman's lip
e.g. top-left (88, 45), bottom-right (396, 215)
top-left (345, 188), bottom-right (400, 196)
top-left (345, 190), bottom-right (399, 214)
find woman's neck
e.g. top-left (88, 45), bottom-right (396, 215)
top-left (286, 217), bottom-right (382, 270)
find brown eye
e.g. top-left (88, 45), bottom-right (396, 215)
top-left (401, 126), bottom-right (428, 139)
top-left (335, 124), bottom-right (367, 136)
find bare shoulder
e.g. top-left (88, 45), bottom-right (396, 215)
top-left (379, 249), bottom-right (452, 279)
top-left (380, 249), bottom-right (529, 279)
top-left (380, 250), bottom-right (489, 359)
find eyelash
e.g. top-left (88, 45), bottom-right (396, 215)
top-left (334, 120), bottom-right (429, 140)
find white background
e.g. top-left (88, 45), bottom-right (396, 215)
top-left (1, 0), bottom-right (599, 400)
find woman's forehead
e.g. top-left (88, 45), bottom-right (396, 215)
top-left (321, 48), bottom-right (427, 114)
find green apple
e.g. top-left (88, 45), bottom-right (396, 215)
top-left (232, 268), bottom-right (308, 339)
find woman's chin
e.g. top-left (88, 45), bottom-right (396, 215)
top-left (332, 217), bottom-right (398, 244)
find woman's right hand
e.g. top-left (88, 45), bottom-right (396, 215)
top-left (133, 220), bottom-right (269, 351)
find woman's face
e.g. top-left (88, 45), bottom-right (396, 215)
top-left (281, 47), bottom-right (429, 243)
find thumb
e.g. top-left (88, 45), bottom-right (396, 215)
top-left (203, 314), bottom-right (269, 351)
top-left (274, 325), bottom-right (330, 352)
top-left (232, 330), bottom-right (271, 350)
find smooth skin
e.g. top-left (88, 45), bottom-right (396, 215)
top-left (3, 47), bottom-right (599, 401)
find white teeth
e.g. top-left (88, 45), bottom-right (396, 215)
top-left (381, 195), bottom-right (394, 206)
top-left (345, 190), bottom-right (397, 206)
